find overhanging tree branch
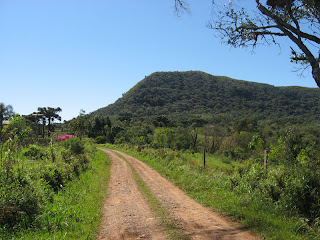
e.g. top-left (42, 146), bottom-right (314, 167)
top-left (176, 0), bottom-right (320, 86)
top-left (256, 0), bottom-right (320, 87)
top-left (206, 0), bottom-right (320, 87)
top-left (256, 0), bottom-right (320, 44)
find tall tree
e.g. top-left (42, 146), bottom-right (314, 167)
top-left (25, 113), bottom-right (44, 137)
top-left (37, 107), bottom-right (62, 137)
top-left (175, 0), bottom-right (320, 87)
top-left (69, 109), bottom-right (90, 139)
top-left (0, 103), bottom-right (14, 130)
top-left (88, 115), bottom-right (112, 138)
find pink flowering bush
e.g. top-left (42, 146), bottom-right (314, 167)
top-left (57, 134), bottom-right (75, 142)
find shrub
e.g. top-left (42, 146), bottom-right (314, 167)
top-left (60, 137), bottom-right (85, 155)
top-left (23, 144), bottom-right (43, 159)
top-left (42, 167), bottom-right (66, 192)
top-left (56, 134), bottom-right (75, 141)
top-left (95, 136), bottom-right (108, 144)
top-left (115, 136), bottom-right (125, 144)
top-left (0, 171), bottom-right (50, 228)
top-left (277, 168), bottom-right (320, 221)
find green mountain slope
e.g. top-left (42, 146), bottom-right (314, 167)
top-left (92, 71), bottom-right (320, 123)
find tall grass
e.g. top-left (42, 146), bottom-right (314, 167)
top-left (1, 145), bottom-right (110, 240)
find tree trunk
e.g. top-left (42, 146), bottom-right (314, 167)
top-left (48, 118), bottom-right (51, 137)
top-left (311, 63), bottom-right (320, 88)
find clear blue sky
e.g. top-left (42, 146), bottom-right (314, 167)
top-left (0, 0), bottom-right (318, 121)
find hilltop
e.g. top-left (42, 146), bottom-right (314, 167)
top-left (92, 71), bottom-right (320, 123)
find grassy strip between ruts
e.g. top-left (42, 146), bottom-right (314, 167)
top-left (10, 148), bottom-right (111, 240)
top-left (111, 150), bottom-right (189, 240)
top-left (101, 144), bottom-right (319, 240)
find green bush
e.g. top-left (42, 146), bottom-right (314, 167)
top-left (60, 137), bottom-right (85, 154)
top-left (277, 168), bottom-right (320, 221)
top-left (0, 168), bottom-right (50, 229)
top-left (23, 144), bottom-right (43, 159)
top-left (95, 135), bottom-right (108, 144)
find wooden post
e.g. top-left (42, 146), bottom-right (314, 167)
top-left (264, 150), bottom-right (268, 172)
top-left (203, 148), bottom-right (206, 169)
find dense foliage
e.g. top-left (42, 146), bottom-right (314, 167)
top-left (92, 71), bottom-right (320, 123)
top-left (0, 115), bottom-right (109, 239)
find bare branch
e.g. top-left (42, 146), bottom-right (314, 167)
top-left (174, 0), bottom-right (190, 16)
top-left (256, 0), bottom-right (320, 86)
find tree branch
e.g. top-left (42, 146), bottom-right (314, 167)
top-left (280, 20), bottom-right (320, 86)
top-left (256, 0), bottom-right (320, 44)
top-left (174, 0), bottom-right (190, 16)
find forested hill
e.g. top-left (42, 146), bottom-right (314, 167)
top-left (92, 71), bottom-right (320, 123)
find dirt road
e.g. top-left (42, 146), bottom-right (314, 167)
top-left (97, 149), bottom-right (167, 240)
top-left (97, 149), bottom-right (261, 240)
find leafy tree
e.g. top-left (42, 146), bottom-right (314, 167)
top-left (1, 115), bottom-right (32, 161)
top-left (24, 113), bottom-right (44, 137)
top-left (37, 107), bottom-right (62, 137)
top-left (176, 0), bottom-right (320, 87)
top-left (88, 116), bottom-right (111, 138)
top-left (4, 115), bottom-right (32, 142)
top-left (153, 116), bottom-right (171, 127)
top-left (123, 125), bottom-right (153, 145)
top-left (190, 124), bottom-right (199, 151)
top-left (282, 126), bottom-right (305, 162)
top-left (69, 110), bottom-right (90, 139)
top-left (233, 117), bottom-right (257, 133)
top-left (104, 125), bottom-right (114, 143)
top-left (0, 103), bottom-right (14, 130)
top-left (111, 126), bottom-right (124, 139)
top-left (172, 127), bottom-right (193, 150)
top-left (152, 128), bottom-right (175, 148)
top-left (203, 124), bottom-right (228, 153)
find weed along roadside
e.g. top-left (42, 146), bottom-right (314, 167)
top-left (98, 148), bottom-right (260, 240)
top-left (0, 121), bottom-right (111, 240)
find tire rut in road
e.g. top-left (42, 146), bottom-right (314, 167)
top-left (113, 149), bottom-right (261, 240)
top-left (97, 149), bottom-right (167, 240)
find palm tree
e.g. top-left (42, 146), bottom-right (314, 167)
top-left (0, 103), bottom-right (14, 130)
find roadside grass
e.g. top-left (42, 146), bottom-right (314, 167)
top-left (100, 144), bottom-right (319, 240)
top-left (9, 149), bottom-right (111, 240)
top-left (179, 151), bottom-right (233, 171)
top-left (111, 150), bottom-right (189, 240)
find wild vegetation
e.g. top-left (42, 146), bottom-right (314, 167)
top-left (0, 106), bottom-right (110, 239)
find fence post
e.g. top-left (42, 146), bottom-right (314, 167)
top-left (264, 150), bottom-right (268, 172)
top-left (203, 148), bottom-right (206, 169)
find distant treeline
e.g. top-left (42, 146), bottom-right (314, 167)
top-left (92, 71), bottom-right (320, 124)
